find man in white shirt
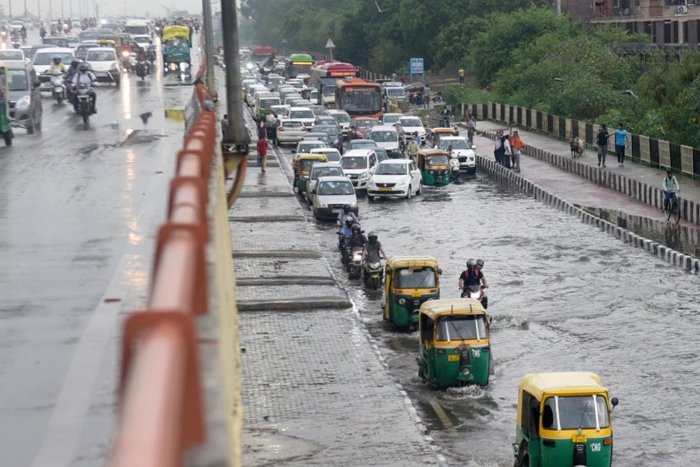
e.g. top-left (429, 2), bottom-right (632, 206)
top-left (71, 64), bottom-right (97, 114)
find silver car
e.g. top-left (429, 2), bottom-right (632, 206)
top-left (276, 119), bottom-right (308, 145)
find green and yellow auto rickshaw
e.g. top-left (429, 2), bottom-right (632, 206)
top-left (0, 62), bottom-right (14, 146)
top-left (417, 298), bottom-right (491, 388)
top-left (513, 372), bottom-right (619, 467)
top-left (417, 149), bottom-right (451, 186)
top-left (162, 25), bottom-right (192, 74)
top-left (383, 256), bottom-right (441, 331)
top-left (293, 153), bottom-right (327, 194)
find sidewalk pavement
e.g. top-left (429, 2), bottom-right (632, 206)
top-left (230, 130), bottom-right (442, 466)
top-left (477, 120), bottom-right (700, 211)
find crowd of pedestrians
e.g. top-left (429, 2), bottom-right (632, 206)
top-left (493, 122), bottom-right (526, 173)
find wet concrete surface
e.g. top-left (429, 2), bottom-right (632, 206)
top-left (271, 137), bottom-right (700, 466)
top-left (0, 36), bottom-right (199, 466)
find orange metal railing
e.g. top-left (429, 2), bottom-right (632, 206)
top-left (109, 61), bottom-right (217, 467)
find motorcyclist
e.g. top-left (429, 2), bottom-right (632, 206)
top-left (362, 231), bottom-right (387, 281)
top-left (338, 215), bottom-right (355, 246)
top-left (71, 64), bottom-right (97, 114)
top-left (49, 56), bottom-right (66, 74)
top-left (662, 169), bottom-right (680, 212)
top-left (336, 204), bottom-right (358, 226)
top-left (459, 258), bottom-right (488, 309)
top-left (349, 224), bottom-right (367, 248)
top-left (66, 59), bottom-right (81, 81)
top-left (135, 47), bottom-right (149, 74)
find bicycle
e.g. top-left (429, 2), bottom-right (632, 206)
top-left (664, 192), bottom-right (681, 223)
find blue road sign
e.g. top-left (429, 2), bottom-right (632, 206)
top-left (410, 58), bottom-right (424, 74)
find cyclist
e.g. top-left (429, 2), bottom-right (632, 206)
top-left (662, 169), bottom-right (680, 213)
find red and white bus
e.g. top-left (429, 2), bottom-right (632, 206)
top-left (309, 61), bottom-right (358, 106)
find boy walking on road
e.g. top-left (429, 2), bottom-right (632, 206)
top-left (614, 123), bottom-right (630, 168)
top-left (256, 138), bottom-right (269, 173)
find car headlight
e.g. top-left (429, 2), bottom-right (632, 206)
top-left (121, 50), bottom-right (130, 58)
top-left (358, 171), bottom-right (370, 182)
top-left (16, 95), bottom-right (30, 110)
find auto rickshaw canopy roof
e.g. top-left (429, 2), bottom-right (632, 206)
top-left (519, 372), bottom-right (607, 401)
top-left (430, 127), bottom-right (458, 136)
top-left (419, 298), bottom-right (486, 320)
top-left (418, 148), bottom-right (450, 158)
top-left (387, 256), bottom-right (439, 270)
top-left (295, 153), bottom-right (328, 162)
top-left (162, 25), bottom-right (190, 42)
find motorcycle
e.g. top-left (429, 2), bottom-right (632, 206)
top-left (135, 59), bottom-right (149, 80)
top-left (347, 247), bottom-right (364, 279)
top-left (50, 72), bottom-right (66, 104)
top-left (362, 260), bottom-right (383, 290)
top-left (449, 152), bottom-right (461, 182)
top-left (75, 84), bottom-right (93, 129)
top-left (461, 284), bottom-right (488, 309)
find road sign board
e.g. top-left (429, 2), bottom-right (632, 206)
top-left (326, 38), bottom-right (335, 49)
top-left (410, 57), bottom-right (424, 74)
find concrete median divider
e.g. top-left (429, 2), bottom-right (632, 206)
top-left (476, 154), bottom-right (700, 274)
top-left (109, 60), bottom-right (242, 467)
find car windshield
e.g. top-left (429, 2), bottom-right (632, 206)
top-left (7, 69), bottom-right (28, 91)
top-left (318, 180), bottom-right (354, 196)
top-left (0, 50), bottom-right (23, 60)
top-left (341, 157), bottom-right (367, 170)
top-left (300, 142), bottom-right (327, 151)
top-left (436, 315), bottom-right (487, 341)
top-left (350, 141), bottom-right (376, 149)
top-left (427, 155), bottom-right (450, 166)
top-left (371, 131), bottom-right (397, 143)
top-left (438, 139), bottom-right (471, 150)
top-left (383, 115), bottom-right (400, 125)
top-left (354, 119), bottom-right (377, 129)
top-left (34, 52), bottom-right (73, 65)
top-left (86, 50), bottom-right (115, 61)
top-left (543, 395), bottom-right (609, 431)
top-left (290, 109), bottom-right (314, 119)
top-left (332, 112), bottom-right (351, 123)
top-left (375, 163), bottom-right (407, 176)
top-left (300, 159), bottom-right (322, 170)
top-left (394, 268), bottom-right (436, 288)
top-left (400, 118), bottom-right (422, 127)
top-left (386, 88), bottom-right (405, 97)
top-left (311, 167), bottom-right (343, 180)
top-left (374, 149), bottom-right (388, 162)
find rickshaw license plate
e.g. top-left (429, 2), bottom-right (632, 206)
top-left (448, 354), bottom-right (460, 362)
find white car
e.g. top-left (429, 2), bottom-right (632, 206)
top-left (328, 110), bottom-right (351, 134)
top-left (367, 159), bottom-right (422, 200)
top-left (382, 113), bottom-right (402, 126)
top-left (309, 147), bottom-right (341, 163)
top-left (340, 149), bottom-right (379, 193)
top-left (32, 47), bottom-right (75, 75)
top-left (306, 162), bottom-right (345, 206)
top-left (84, 47), bottom-right (121, 86)
top-left (370, 125), bottom-right (402, 158)
top-left (132, 34), bottom-right (151, 49)
top-left (311, 176), bottom-right (358, 220)
top-left (295, 139), bottom-right (328, 154)
top-left (397, 116), bottom-right (427, 143)
top-left (276, 119), bottom-right (308, 145)
top-left (0, 49), bottom-right (26, 67)
top-left (384, 86), bottom-right (407, 101)
top-left (288, 106), bottom-right (316, 128)
top-left (436, 136), bottom-right (477, 175)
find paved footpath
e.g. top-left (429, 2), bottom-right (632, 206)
top-left (231, 134), bottom-right (442, 466)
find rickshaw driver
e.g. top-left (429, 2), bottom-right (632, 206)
top-left (459, 258), bottom-right (489, 308)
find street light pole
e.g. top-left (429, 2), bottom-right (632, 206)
top-left (201, 0), bottom-right (217, 99)
top-left (220, 0), bottom-right (248, 147)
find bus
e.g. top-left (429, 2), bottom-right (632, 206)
top-left (335, 78), bottom-right (383, 119)
top-left (286, 53), bottom-right (314, 79)
top-left (251, 45), bottom-right (277, 66)
top-left (310, 61), bottom-right (358, 106)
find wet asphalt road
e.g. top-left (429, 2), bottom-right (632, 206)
top-left (0, 43), bottom-right (194, 465)
top-left (274, 142), bottom-right (700, 466)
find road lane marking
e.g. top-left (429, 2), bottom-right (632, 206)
top-left (429, 398), bottom-right (454, 430)
top-left (29, 253), bottom-right (135, 467)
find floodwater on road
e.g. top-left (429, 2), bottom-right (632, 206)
top-left (276, 144), bottom-right (700, 467)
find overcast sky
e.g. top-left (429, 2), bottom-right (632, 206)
top-left (7, 0), bottom-right (202, 19)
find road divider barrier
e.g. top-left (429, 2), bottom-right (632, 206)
top-left (110, 58), bottom-right (242, 466)
top-left (475, 152), bottom-right (699, 273)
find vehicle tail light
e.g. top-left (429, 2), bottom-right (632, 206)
top-left (278, 127), bottom-right (285, 132)
top-left (603, 438), bottom-right (613, 446)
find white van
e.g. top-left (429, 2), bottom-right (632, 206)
top-left (340, 148), bottom-right (379, 193)
top-left (370, 125), bottom-right (402, 158)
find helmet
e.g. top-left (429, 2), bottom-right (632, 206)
top-left (342, 204), bottom-right (351, 213)
top-left (368, 231), bottom-right (378, 243)
top-left (344, 216), bottom-right (354, 226)
top-left (71, 59), bottom-right (80, 67)
top-left (351, 224), bottom-right (361, 232)
top-left (466, 258), bottom-right (476, 268)
top-left (476, 259), bottom-right (484, 268)
top-left (79, 64), bottom-right (89, 72)
top-left (53, 56), bottom-right (62, 64)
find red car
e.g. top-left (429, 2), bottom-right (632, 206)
top-left (346, 117), bottom-right (379, 141)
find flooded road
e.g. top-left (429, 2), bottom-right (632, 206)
top-left (276, 144), bottom-right (700, 466)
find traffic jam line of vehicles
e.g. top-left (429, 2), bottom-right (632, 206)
top-left (242, 48), bottom-right (620, 467)
top-left (0, 17), bottom-right (187, 138)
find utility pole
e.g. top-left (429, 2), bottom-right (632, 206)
top-left (556, 0), bottom-right (561, 16)
top-left (201, 0), bottom-right (216, 99)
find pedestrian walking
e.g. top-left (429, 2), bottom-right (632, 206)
top-left (465, 114), bottom-right (476, 145)
top-left (257, 120), bottom-right (266, 139)
top-left (596, 124), bottom-right (610, 168)
top-left (256, 138), bottom-right (269, 173)
top-left (458, 67), bottom-right (465, 84)
top-left (502, 133), bottom-right (512, 169)
top-left (220, 114), bottom-right (229, 140)
top-left (510, 131), bottom-right (525, 172)
top-left (494, 130), bottom-right (505, 165)
top-left (613, 122), bottom-right (630, 167)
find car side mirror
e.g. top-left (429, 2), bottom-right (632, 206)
top-left (611, 397), bottom-right (619, 408)
top-left (437, 268), bottom-right (443, 275)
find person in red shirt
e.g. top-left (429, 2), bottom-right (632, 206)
top-left (256, 138), bottom-right (269, 173)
